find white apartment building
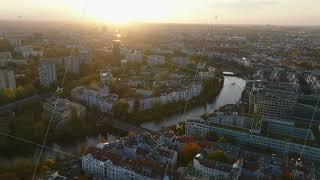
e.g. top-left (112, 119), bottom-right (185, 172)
top-left (171, 56), bottom-right (190, 67)
top-left (71, 85), bottom-right (118, 113)
top-left (0, 69), bottom-right (16, 89)
top-left (147, 55), bottom-right (165, 65)
top-left (159, 83), bottom-right (203, 105)
top-left (15, 45), bottom-right (43, 58)
top-left (38, 61), bottom-right (57, 87)
top-left (7, 38), bottom-right (22, 47)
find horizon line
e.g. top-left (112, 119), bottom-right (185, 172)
top-left (1, 19), bottom-right (320, 28)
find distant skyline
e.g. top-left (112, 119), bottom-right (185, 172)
top-left (1, 0), bottom-right (320, 25)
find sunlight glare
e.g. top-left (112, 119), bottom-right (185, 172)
top-left (77, 0), bottom-right (171, 24)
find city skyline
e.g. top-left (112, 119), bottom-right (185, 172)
top-left (1, 0), bottom-right (320, 26)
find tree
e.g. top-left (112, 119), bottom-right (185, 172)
top-left (180, 143), bottom-right (200, 165)
top-left (15, 159), bottom-right (35, 178)
top-left (206, 131), bottom-right (218, 141)
top-left (112, 101), bottom-right (129, 120)
top-left (0, 172), bottom-right (18, 180)
top-left (207, 150), bottom-right (228, 162)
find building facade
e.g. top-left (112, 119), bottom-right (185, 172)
top-left (185, 116), bottom-right (320, 162)
top-left (0, 69), bottom-right (16, 89)
top-left (38, 61), bottom-right (57, 87)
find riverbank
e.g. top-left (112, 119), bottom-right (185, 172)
top-left (127, 76), bottom-right (224, 125)
top-left (141, 76), bottom-right (246, 131)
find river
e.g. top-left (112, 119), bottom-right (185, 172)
top-left (0, 76), bottom-right (245, 165)
top-left (141, 76), bottom-right (246, 131)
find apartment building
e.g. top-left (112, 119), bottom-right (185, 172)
top-left (185, 115), bottom-right (320, 162)
top-left (38, 60), bottom-right (57, 87)
top-left (0, 69), bottom-right (16, 89)
top-left (71, 85), bottom-right (118, 113)
top-left (82, 134), bottom-right (178, 180)
top-left (147, 55), bottom-right (165, 66)
top-left (43, 97), bottom-right (86, 126)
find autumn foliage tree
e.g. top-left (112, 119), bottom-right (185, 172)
top-left (179, 143), bottom-right (200, 166)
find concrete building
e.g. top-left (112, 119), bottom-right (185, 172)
top-left (0, 69), bottom-right (16, 89)
top-left (148, 55), bottom-right (165, 65)
top-left (38, 60), bottom-right (57, 87)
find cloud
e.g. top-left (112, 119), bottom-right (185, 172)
top-left (213, 0), bottom-right (280, 8)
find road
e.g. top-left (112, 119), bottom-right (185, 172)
top-left (0, 95), bottom-right (41, 112)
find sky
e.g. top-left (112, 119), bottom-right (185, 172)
top-left (0, 0), bottom-right (319, 25)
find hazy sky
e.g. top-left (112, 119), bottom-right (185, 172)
top-left (0, 0), bottom-right (319, 25)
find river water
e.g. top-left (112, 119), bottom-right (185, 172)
top-left (141, 76), bottom-right (246, 131)
top-left (1, 76), bottom-right (245, 164)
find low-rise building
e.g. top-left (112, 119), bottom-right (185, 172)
top-left (190, 153), bottom-right (243, 179)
